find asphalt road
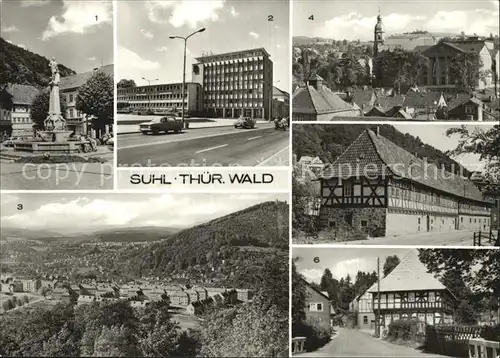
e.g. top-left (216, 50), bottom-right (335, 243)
top-left (299, 328), bottom-right (447, 357)
top-left (117, 123), bottom-right (289, 167)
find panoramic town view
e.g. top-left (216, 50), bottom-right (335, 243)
top-left (0, 0), bottom-right (114, 189)
top-left (292, 247), bottom-right (499, 357)
top-left (116, 0), bottom-right (290, 167)
top-left (292, 0), bottom-right (500, 121)
top-left (293, 124), bottom-right (500, 246)
top-left (0, 193), bottom-right (289, 357)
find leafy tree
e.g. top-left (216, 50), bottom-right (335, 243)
top-left (383, 255), bottom-right (400, 277)
top-left (2, 299), bottom-right (14, 311)
top-left (418, 249), bottom-right (500, 300)
top-left (449, 52), bottom-right (484, 93)
top-left (92, 325), bottom-right (139, 357)
top-left (22, 295), bottom-right (29, 304)
top-left (76, 71), bottom-right (114, 136)
top-left (116, 79), bottom-right (136, 88)
top-left (445, 125), bottom-right (500, 191)
top-left (292, 259), bottom-right (307, 331)
top-left (30, 87), bottom-right (67, 129)
top-left (41, 322), bottom-right (80, 357)
top-left (39, 286), bottom-right (50, 298)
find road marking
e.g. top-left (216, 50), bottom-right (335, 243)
top-left (257, 145), bottom-right (289, 166)
top-left (247, 136), bottom-right (262, 141)
top-left (118, 126), bottom-right (273, 150)
top-left (195, 144), bottom-right (228, 154)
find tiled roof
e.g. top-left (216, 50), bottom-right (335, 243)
top-left (403, 92), bottom-right (444, 108)
top-left (367, 251), bottom-right (448, 293)
top-left (451, 40), bottom-right (487, 54)
top-left (60, 64), bottom-right (113, 90)
top-left (320, 129), bottom-right (488, 202)
top-left (446, 93), bottom-right (472, 110)
top-left (351, 90), bottom-right (376, 109)
top-left (376, 95), bottom-right (405, 109)
top-left (6, 84), bottom-right (39, 105)
top-left (293, 83), bottom-right (358, 115)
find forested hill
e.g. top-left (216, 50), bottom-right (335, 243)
top-left (293, 124), bottom-right (470, 176)
top-left (0, 37), bottom-right (75, 88)
top-left (119, 201), bottom-right (289, 286)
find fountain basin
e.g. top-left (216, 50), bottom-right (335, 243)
top-left (38, 130), bottom-right (73, 142)
top-left (14, 140), bottom-right (82, 154)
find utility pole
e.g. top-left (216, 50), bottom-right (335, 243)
top-left (375, 257), bottom-right (381, 338)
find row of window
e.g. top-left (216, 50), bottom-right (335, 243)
top-left (206, 94), bottom-right (263, 101)
top-left (128, 103), bottom-right (186, 108)
top-left (118, 93), bottom-right (190, 101)
top-left (119, 85), bottom-right (185, 93)
top-left (389, 186), bottom-right (457, 208)
top-left (204, 82), bottom-right (265, 91)
top-left (204, 102), bottom-right (264, 108)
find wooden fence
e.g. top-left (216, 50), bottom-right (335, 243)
top-left (469, 338), bottom-right (499, 358)
top-left (425, 325), bottom-right (486, 357)
top-left (291, 337), bottom-right (306, 355)
top-left (473, 229), bottom-right (497, 246)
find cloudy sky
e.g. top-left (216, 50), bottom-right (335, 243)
top-left (1, 193), bottom-right (288, 233)
top-left (293, 0), bottom-right (499, 40)
top-left (294, 247), bottom-right (416, 284)
top-left (1, 0), bottom-right (113, 73)
top-left (117, 0), bottom-right (290, 92)
top-left (392, 124), bottom-right (494, 172)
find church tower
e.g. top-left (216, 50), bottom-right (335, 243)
top-left (374, 10), bottom-right (384, 57)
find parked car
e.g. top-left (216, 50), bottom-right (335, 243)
top-left (2, 137), bottom-right (22, 147)
top-left (140, 115), bottom-right (184, 135)
top-left (234, 116), bottom-right (256, 129)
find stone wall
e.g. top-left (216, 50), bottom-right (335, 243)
top-left (319, 207), bottom-right (387, 237)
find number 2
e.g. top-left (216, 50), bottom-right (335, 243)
top-left (268, 15), bottom-right (274, 21)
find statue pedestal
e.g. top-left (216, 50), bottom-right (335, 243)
top-left (37, 130), bottom-right (73, 142)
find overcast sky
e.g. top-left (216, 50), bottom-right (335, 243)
top-left (117, 0), bottom-right (290, 93)
top-left (293, 0), bottom-right (499, 40)
top-left (1, 0), bottom-right (113, 73)
top-left (294, 247), bottom-right (417, 284)
top-left (392, 124), bottom-right (494, 172)
top-left (1, 193), bottom-right (287, 233)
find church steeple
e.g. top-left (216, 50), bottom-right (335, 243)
top-left (374, 8), bottom-right (384, 57)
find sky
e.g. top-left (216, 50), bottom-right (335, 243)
top-left (1, 0), bottom-right (113, 73)
top-left (294, 247), bottom-right (416, 284)
top-left (293, 0), bottom-right (500, 41)
top-left (1, 193), bottom-right (288, 233)
top-left (392, 124), bottom-right (495, 172)
top-left (117, 0), bottom-right (290, 92)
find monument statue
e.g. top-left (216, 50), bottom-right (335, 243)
top-left (43, 57), bottom-right (68, 139)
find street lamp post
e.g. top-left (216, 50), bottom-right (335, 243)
top-left (141, 77), bottom-right (158, 113)
top-left (169, 28), bottom-right (206, 123)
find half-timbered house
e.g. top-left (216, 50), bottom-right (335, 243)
top-left (317, 129), bottom-right (492, 237)
top-left (368, 251), bottom-right (456, 330)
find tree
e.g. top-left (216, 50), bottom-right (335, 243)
top-left (2, 299), bottom-right (14, 311)
top-left (116, 79), bottom-right (136, 88)
top-left (76, 71), bottom-right (114, 136)
top-left (22, 295), bottom-right (29, 304)
top-left (92, 325), bottom-right (139, 357)
top-left (445, 125), bottom-right (500, 190)
top-left (30, 87), bottom-right (67, 129)
top-left (449, 52), bottom-right (484, 93)
top-left (383, 255), bottom-right (400, 277)
top-left (39, 286), bottom-right (50, 298)
top-left (418, 249), bottom-right (500, 300)
top-left (292, 259), bottom-right (307, 332)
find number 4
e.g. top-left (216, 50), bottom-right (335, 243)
top-left (309, 15), bottom-right (314, 20)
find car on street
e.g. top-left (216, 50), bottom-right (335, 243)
top-left (234, 116), bottom-right (256, 129)
top-left (140, 115), bottom-right (184, 135)
top-left (2, 137), bottom-right (23, 147)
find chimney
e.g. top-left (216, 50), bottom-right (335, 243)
top-left (376, 126), bottom-right (380, 136)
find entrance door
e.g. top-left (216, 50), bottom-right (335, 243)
top-left (426, 215), bottom-right (430, 232)
top-left (345, 213), bottom-right (353, 227)
top-left (454, 217), bottom-right (459, 230)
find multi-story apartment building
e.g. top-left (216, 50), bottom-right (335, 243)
top-left (192, 48), bottom-right (273, 119)
top-left (21, 279), bottom-right (41, 292)
top-left (117, 82), bottom-right (203, 115)
top-left (60, 64), bottom-right (113, 137)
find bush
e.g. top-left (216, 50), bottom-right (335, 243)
top-left (481, 324), bottom-right (500, 342)
top-left (387, 319), bottom-right (416, 341)
top-left (15, 155), bottom-right (108, 164)
top-left (292, 321), bottom-right (331, 352)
